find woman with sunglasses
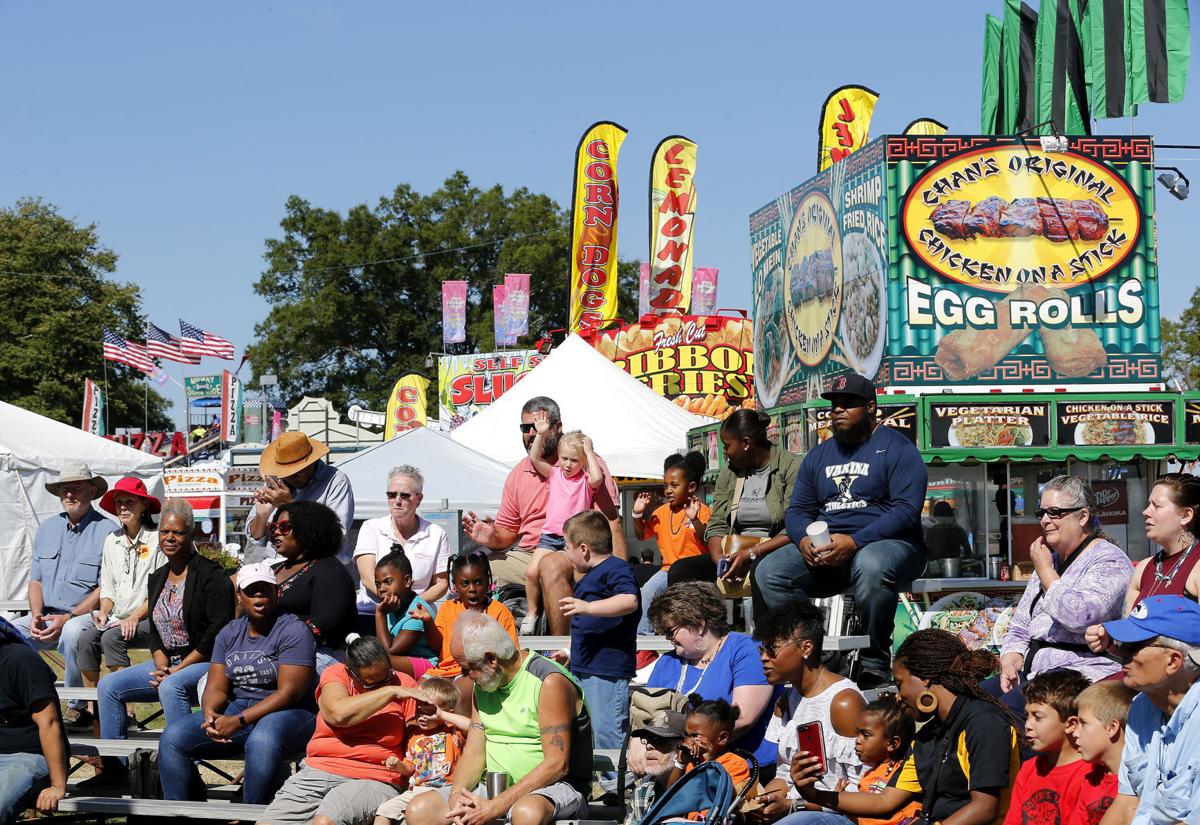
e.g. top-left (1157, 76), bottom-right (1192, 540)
top-left (259, 634), bottom-right (432, 825)
top-left (268, 501), bottom-right (357, 672)
top-left (986, 475), bottom-right (1132, 722)
top-left (352, 466), bottom-right (452, 635)
top-left (158, 563), bottom-right (317, 803)
top-left (633, 582), bottom-right (778, 781)
top-left (748, 600), bottom-right (864, 819)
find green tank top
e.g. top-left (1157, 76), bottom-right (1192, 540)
top-left (474, 651), bottom-right (593, 793)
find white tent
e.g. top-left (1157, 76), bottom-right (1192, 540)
top-left (337, 425), bottom-right (512, 520)
top-left (0, 400), bottom-right (164, 601)
top-left (451, 334), bottom-right (715, 479)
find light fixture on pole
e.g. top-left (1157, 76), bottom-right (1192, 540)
top-left (1156, 166), bottom-right (1190, 201)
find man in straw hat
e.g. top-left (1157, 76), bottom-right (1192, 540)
top-left (12, 462), bottom-right (114, 724)
top-left (246, 432), bottom-right (354, 561)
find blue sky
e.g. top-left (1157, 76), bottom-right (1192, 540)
top-left (3, 2), bottom-right (1198, 427)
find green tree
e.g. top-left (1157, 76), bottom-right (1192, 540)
top-left (249, 172), bottom-right (639, 412)
top-left (1161, 287), bottom-right (1200, 389)
top-left (0, 198), bottom-right (172, 430)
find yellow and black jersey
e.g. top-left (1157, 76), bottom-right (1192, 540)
top-left (895, 696), bottom-right (1020, 825)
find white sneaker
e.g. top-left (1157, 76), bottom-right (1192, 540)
top-left (519, 613), bottom-right (538, 635)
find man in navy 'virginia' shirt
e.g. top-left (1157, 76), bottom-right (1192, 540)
top-left (754, 374), bottom-right (928, 688)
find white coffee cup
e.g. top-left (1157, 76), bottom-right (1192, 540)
top-left (807, 521), bottom-right (832, 548)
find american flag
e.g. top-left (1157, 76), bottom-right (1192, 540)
top-left (146, 322), bottom-right (200, 364)
top-left (179, 319), bottom-right (235, 360)
top-left (102, 328), bottom-right (155, 373)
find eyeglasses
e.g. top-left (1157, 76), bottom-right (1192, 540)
top-left (386, 491), bottom-right (415, 501)
top-left (1114, 640), bottom-right (1174, 662)
top-left (1035, 506), bottom-right (1085, 520)
top-left (758, 636), bottom-right (804, 659)
top-left (269, 520), bottom-right (292, 536)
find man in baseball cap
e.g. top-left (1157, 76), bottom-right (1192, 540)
top-left (1097, 595), bottom-right (1200, 825)
top-left (14, 462), bottom-right (115, 725)
top-left (628, 710), bottom-right (686, 820)
top-left (756, 372), bottom-right (929, 690)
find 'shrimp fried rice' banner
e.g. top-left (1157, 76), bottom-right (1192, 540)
top-left (817, 85), bottom-right (879, 172)
top-left (438, 350), bottom-right (543, 430)
top-left (589, 314), bottom-right (754, 420)
top-left (648, 136), bottom-right (698, 312)
top-left (569, 121), bottom-right (627, 332)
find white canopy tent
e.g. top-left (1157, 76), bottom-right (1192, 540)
top-left (0, 400), bottom-right (164, 601)
top-left (337, 425), bottom-right (512, 520)
top-left (450, 334), bottom-right (715, 479)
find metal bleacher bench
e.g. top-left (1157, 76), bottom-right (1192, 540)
top-left (59, 750), bottom-right (624, 823)
top-left (523, 634), bottom-right (869, 653)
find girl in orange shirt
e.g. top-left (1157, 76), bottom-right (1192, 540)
top-left (670, 695), bottom-right (753, 821)
top-left (634, 452), bottom-right (709, 636)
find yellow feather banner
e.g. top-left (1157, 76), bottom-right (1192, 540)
top-left (817, 85), bottom-right (879, 171)
top-left (648, 135), bottom-right (698, 313)
top-left (903, 118), bottom-right (949, 136)
top-left (569, 121), bottom-right (627, 332)
top-left (384, 374), bottom-right (430, 439)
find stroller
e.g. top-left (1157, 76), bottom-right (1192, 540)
top-left (635, 750), bottom-right (759, 825)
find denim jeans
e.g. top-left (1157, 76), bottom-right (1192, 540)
top-left (753, 539), bottom-right (926, 676)
top-left (11, 611), bottom-right (92, 709)
top-left (97, 660), bottom-right (210, 739)
top-left (638, 570), bottom-right (669, 636)
top-left (577, 674), bottom-right (629, 790)
top-left (773, 812), bottom-right (855, 825)
top-left (157, 699), bottom-right (316, 803)
top-left (0, 752), bottom-right (50, 824)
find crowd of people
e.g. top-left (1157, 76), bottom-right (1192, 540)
top-left (2, 385), bottom-right (1198, 825)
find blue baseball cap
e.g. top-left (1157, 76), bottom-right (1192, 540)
top-left (1102, 595), bottom-right (1200, 645)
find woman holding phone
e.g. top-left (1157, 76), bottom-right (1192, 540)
top-left (748, 600), bottom-right (863, 821)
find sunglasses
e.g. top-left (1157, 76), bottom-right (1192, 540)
top-left (386, 491), bottom-right (415, 501)
top-left (269, 520), bottom-right (292, 536)
top-left (1114, 641), bottom-right (1173, 662)
top-left (519, 423), bottom-right (537, 434)
top-left (758, 636), bottom-right (803, 659)
top-left (350, 668), bottom-right (395, 691)
top-left (1035, 506), bottom-right (1085, 520)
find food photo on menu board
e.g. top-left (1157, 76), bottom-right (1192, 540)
top-left (1056, 401), bottom-right (1174, 446)
top-left (928, 402), bottom-right (1050, 449)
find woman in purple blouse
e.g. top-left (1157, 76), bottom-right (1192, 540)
top-left (984, 475), bottom-right (1132, 722)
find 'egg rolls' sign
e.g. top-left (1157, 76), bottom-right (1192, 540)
top-left (886, 135), bottom-right (1159, 389)
top-left (928, 402), bottom-right (1050, 449)
top-left (1056, 401), bottom-right (1173, 447)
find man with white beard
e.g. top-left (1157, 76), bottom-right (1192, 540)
top-left (403, 612), bottom-right (593, 825)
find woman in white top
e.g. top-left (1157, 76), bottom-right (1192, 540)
top-left (752, 600), bottom-right (865, 821)
top-left (75, 477), bottom-right (163, 691)
top-left (352, 465), bottom-right (451, 634)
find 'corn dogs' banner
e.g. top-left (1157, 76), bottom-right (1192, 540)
top-left (384, 374), bottom-right (430, 439)
top-left (648, 136), bottom-right (698, 312)
top-left (750, 135), bottom-right (1160, 403)
top-left (817, 85), bottom-right (879, 171)
top-left (589, 314), bottom-right (754, 420)
top-left (569, 121), bottom-right (627, 332)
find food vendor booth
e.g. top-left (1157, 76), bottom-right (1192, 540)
top-left (698, 133), bottom-right (1200, 648)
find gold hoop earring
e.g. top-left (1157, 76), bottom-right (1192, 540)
top-left (916, 690), bottom-right (938, 714)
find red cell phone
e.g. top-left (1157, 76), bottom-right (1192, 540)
top-left (795, 720), bottom-right (826, 774)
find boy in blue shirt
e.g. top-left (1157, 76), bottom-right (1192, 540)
top-left (560, 510), bottom-right (640, 794)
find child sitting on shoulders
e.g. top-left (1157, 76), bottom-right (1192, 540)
top-left (1067, 681), bottom-right (1136, 825)
top-left (671, 696), bottom-right (752, 821)
top-left (373, 551), bottom-right (439, 677)
top-left (522, 410), bottom-right (605, 633)
top-left (373, 675), bottom-right (469, 824)
top-left (1004, 668), bottom-right (1093, 825)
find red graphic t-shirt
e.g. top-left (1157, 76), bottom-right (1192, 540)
top-left (1067, 765), bottom-right (1118, 825)
top-left (1003, 756), bottom-right (1090, 825)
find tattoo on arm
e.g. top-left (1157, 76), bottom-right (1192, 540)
top-left (471, 722), bottom-right (485, 731)
top-left (540, 723), bottom-right (570, 735)
top-left (550, 734), bottom-right (565, 752)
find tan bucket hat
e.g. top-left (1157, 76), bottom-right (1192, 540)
top-left (259, 432), bottom-right (330, 478)
top-left (45, 461), bottom-right (109, 497)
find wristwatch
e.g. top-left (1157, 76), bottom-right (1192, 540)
top-left (748, 549), bottom-right (758, 561)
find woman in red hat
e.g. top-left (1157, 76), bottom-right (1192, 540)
top-left (75, 477), bottom-right (164, 703)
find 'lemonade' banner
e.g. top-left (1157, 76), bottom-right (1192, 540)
top-left (590, 314), bottom-right (754, 420)
top-left (384, 374), bottom-right (430, 438)
top-left (438, 350), bottom-right (543, 430)
top-left (82, 378), bottom-right (105, 435)
top-left (569, 121), bottom-right (627, 332)
top-left (442, 280), bottom-right (468, 344)
top-left (818, 85), bottom-right (879, 171)
top-left (648, 136), bottom-right (698, 312)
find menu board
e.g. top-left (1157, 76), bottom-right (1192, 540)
top-left (929, 402), bottom-right (1050, 449)
top-left (1056, 401), bottom-right (1174, 447)
top-left (1186, 400), bottom-right (1200, 444)
top-left (806, 403), bottom-right (920, 447)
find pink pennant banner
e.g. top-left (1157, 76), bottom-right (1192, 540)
top-left (691, 267), bottom-right (720, 316)
top-left (442, 280), bottom-right (468, 344)
top-left (493, 284), bottom-right (517, 346)
top-left (503, 273), bottom-right (530, 339)
top-left (638, 262), bottom-right (651, 318)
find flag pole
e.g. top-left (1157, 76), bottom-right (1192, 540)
top-left (103, 358), bottom-right (110, 435)
top-left (144, 374), bottom-right (149, 434)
